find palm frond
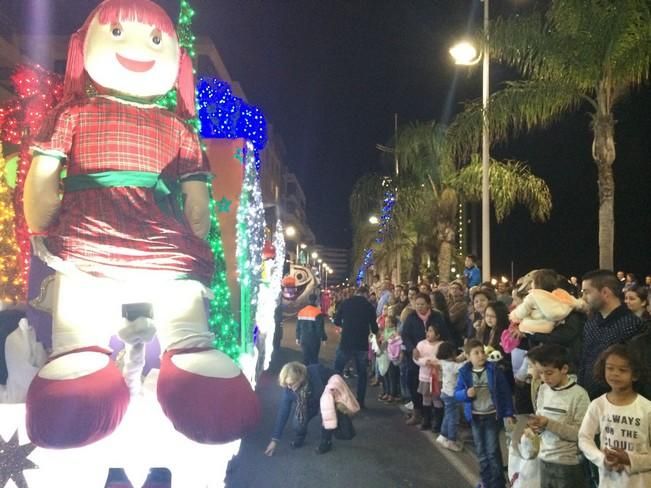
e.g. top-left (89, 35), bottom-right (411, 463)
top-left (349, 172), bottom-right (386, 227)
top-left (447, 80), bottom-right (586, 164)
top-left (450, 156), bottom-right (552, 222)
top-left (395, 121), bottom-right (454, 185)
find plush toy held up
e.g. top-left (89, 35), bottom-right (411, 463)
top-left (23, 0), bottom-right (259, 448)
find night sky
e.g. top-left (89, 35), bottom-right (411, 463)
top-left (10, 0), bottom-right (651, 280)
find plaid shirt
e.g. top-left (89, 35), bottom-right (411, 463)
top-left (32, 96), bottom-right (214, 285)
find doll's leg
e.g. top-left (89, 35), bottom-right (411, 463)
top-left (26, 273), bottom-right (129, 448)
top-left (153, 280), bottom-right (260, 443)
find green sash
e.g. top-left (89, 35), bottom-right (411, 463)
top-left (63, 170), bottom-right (176, 215)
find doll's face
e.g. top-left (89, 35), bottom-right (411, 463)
top-left (84, 15), bottom-right (179, 98)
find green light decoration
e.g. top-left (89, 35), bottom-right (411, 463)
top-left (3, 153), bottom-right (18, 189)
top-left (177, 0), bottom-right (197, 59)
top-left (156, 0), bottom-right (200, 134)
top-left (206, 181), bottom-right (241, 361)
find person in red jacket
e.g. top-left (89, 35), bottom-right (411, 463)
top-left (296, 294), bottom-right (328, 365)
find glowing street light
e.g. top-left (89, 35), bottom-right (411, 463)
top-left (369, 215), bottom-right (379, 225)
top-left (449, 0), bottom-right (491, 282)
top-left (300, 243), bottom-right (307, 249)
top-left (285, 225), bottom-right (296, 238)
top-left (449, 41), bottom-right (480, 65)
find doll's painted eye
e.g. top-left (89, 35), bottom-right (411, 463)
top-left (151, 28), bottom-right (162, 46)
top-left (111, 23), bottom-right (123, 37)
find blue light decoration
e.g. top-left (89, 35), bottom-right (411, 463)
top-left (196, 78), bottom-right (267, 171)
top-left (375, 189), bottom-right (396, 244)
top-left (356, 183), bottom-right (396, 285)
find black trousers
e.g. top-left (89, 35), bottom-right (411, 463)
top-left (301, 337), bottom-right (322, 365)
top-left (406, 361), bottom-right (423, 410)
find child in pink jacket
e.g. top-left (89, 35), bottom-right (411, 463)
top-left (413, 324), bottom-right (443, 431)
top-left (320, 374), bottom-right (360, 430)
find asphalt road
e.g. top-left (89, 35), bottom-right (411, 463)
top-left (224, 319), bottom-right (475, 488)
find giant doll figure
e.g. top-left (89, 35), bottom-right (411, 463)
top-left (22, 0), bottom-right (260, 448)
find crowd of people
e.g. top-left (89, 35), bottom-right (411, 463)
top-left (269, 260), bottom-right (651, 488)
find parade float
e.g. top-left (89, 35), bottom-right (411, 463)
top-left (0, 1), bottom-right (285, 486)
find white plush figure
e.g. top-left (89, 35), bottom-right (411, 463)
top-left (0, 315), bottom-right (47, 403)
top-left (22, 0), bottom-right (259, 448)
top-left (509, 288), bottom-right (588, 335)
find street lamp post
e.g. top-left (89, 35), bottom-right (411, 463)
top-left (450, 0), bottom-right (490, 282)
top-left (480, 0), bottom-right (490, 282)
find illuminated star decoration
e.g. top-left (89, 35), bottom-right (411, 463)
top-left (216, 196), bottom-right (232, 213)
top-left (0, 431), bottom-right (38, 488)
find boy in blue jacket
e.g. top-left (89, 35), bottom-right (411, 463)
top-left (455, 339), bottom-right (514, 488)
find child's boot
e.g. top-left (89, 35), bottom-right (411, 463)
top-left (420, 405), bottom-right (432, 430)
top-left (432, 407), bottom-right (444, 433)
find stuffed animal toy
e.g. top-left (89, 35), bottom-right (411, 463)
top-left (485, 346), bottom-right (503, 363)
top-left (509, 288), bottom-right (588, 335)
top-left (23, 0), bottom-right (259, 448)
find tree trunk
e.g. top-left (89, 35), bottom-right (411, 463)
top-left (409, 244), bottom-right (421, 283)
top-left (438, 241), bottom-right (453, 282)
top-left (437, 223), bottom-right (455, 282)
top-left (592, 83), bottom-right (616, 270)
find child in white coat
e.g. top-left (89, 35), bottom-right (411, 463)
top-left (579, 344), bottom-right (651, 487)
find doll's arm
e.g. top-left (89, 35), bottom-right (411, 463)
top-left (24, 154), bottom-right (63, 232)
top-left (181, 180), bottom-right (210, 239)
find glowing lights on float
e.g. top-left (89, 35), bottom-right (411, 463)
top-left (235, 141), bottom-right (265, 354)
top-left (0, 66), bottom-right (64, 300)
top-left (0, 148), bottom-right (24, 304)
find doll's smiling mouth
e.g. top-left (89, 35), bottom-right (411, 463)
top-left (116, 53), bottom-right (156, 72)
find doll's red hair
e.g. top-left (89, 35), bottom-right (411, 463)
top-left (63, 0), bottom-right (195, 118)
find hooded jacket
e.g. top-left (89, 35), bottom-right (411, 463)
top-left (454, 361), bottom-right (514, 423)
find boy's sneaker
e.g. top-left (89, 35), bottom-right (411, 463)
top-left (315, 440), bottom-right (332, 454)
top-left (445, 440), bottom-right (463, 452)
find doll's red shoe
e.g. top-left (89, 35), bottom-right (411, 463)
top-left (26, 347), bottom-right (130, 448)
top-left (157, 348), bottom-right (260, 444)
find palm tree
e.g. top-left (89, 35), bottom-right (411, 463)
top-left (395, 122), bottom-right (551, 282)
top-left (351, 121), bottom-right (552, 282)
top-left (447, 0), bottom-right (651, 269)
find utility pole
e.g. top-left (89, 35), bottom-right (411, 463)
top-left (394, 112), bottom-right (401, 284)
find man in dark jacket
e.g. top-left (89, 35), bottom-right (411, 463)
top-left (333, 286), bottom-right (378, 408)
top-left (578, 269), bottom-right (644, 399)
top-left (296, 294), bottom-right (327, 365)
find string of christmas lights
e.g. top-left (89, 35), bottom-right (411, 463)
top-left (196, 78), bottom-right (267, 156)
top-left (206, 180), bottom-right (241, 361)
top-left (0, 145), bottom-right (24, 303)
top-left (356, 184), bottom-right (396, 285)
top-left (0, 65), bottom-right (64, 299)
top-left (235, 141), bottom-right (265, 353)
